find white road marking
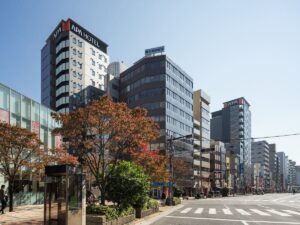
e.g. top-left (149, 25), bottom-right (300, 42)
top-left (283, 210), bottom-right (300, 215)
top-left (209, 208), bottom-right (216, 214)
top-left (194, 208), bottom-right (203, 214)
top-left (180, 208), bottom-right (192, 213)
top-left (250, 209), bottom-right (270, 216)
top-left (165, 216), bottom-right (300, 224)
top-left (236, 208), bottom-right (251, 215)
top-left (289, 201), bottom-right (295, 203)
top-left (223, 208), bottom-right (233, 215)
top-left (242, 221), bottom-right (249, 225)
top-left (267, 209), bottom-right (291, 217)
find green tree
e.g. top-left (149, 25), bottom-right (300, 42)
top-left (106, 161), bottom-right (150, 208)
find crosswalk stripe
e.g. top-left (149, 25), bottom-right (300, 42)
top-left (283, 210), bottom-right (300, 216)
top-left (209, 208), bottom-right (216, 214)
top-left (267, 209), bottom-right (291, 217)
top-left (223, 208), bottom-right (232, 215)
top-left (236, 209), bottom-right (251, 216)
top-left (195, 208), bottom-right (203, 214)
top-left (250, 209), bottom-right (270, 216)
top-left (180, 208), bottom-right (192, 214)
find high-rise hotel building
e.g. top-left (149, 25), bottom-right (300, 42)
top-left (41, 19), bottom-right (109, 112)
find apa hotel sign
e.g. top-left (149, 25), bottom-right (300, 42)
top-left (52, 19), bottom-right (108, 53)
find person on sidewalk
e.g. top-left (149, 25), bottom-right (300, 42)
top-left (0, 185), bottom-right (7, 214)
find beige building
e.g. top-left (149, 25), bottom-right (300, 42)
top-left (193, 90), bottom-right (211, 193)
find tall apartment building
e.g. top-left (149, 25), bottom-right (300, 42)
top-left (193, 90), bottom-right (211, 192)
top-left (41, 18), bottom-right (109, 113)
top-left (269, 144), bottom-right (277, 191)
top-left (211, 97), bottom-right (252, 191)
top-left (0, 83), bottom-right (60, 205)
top-left (288, 160), bottom-right (296, 190)
top-left (119, 48), bottom-right (194, 191)
top-left (108, 61), bottom-right (127, 77)
top-left (277, 152), bottom-right (287, 191)
top-left (296, 166), bottom-right (300, 186)
top-left (251, 141), bottom-right (270, 190)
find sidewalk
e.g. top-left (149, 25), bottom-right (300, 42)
top-left (0, 205), bottom-right (43, 225)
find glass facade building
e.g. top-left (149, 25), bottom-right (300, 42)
top-left (120, 53), bottom-right (194, 192)
top-left (0, 83), bottom-right (60, 205)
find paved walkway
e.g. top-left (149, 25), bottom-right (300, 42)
top-left (0, 205), bottom-right (43, 225)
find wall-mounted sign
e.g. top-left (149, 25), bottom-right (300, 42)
top-left (223, 98), bottom-right (245, 108)
top-left (145, 46), bottom-right (165, 56)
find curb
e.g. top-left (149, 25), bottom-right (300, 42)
top-left (130, 204), bottom-right (184, 225)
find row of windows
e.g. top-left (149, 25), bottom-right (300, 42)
top-left (127, 88), bottom-right (164, 104)
top-left (56, 50), bottom-right (69, 65)
top-left (166, 115), bottom-right (193, 133)
top-left (166, 88), bottom-right (193, 110)
top-left (201, 117), bottom-right (210, 126)
top-left (166, 101), bottom-right (193, 122)
top-left (121, 61), bottom-right (165, 82)
top-left (166, 61), bottom-right (193, 88)
top-left (150, 116), bottom-right (165, 122)
top-left (56, 40), bottom-right (69, 54)
top-left (90, 59), bottom-right (107, 72)
top-left (141, 101), bottom-right (165, 110)
top-left (72, 82), bottom-right (83, 91)
top-left (56, 73), bottom-right (69, 86)
top-left (72, 48), bottom-right (83, 58)
top-left (125, 74), bottom-right (165, 93)
top-left (56, 85), bottom-right (69, 97)
top-left (166, 74), bottom-right (193, 98)
top-left (90, 48), bottom-right (108, 63)
top-left (56, 96), bottom-right (69, 107)
top-left (72, 70), bottom-right (82, 80)
top-left (72, 37), bottom-right (83, 47)
top-left (56, 62), bottom-right (69, 75)
top-left (71, 60), bottom-right (82, 69)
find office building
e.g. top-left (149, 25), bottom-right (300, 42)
top-left (211, 97), bottom-right (252, 191)
top-left (210, 140), bottom-right (226, 190)
top-left (277, 152), bottom-right (287, 191)
top-left (108, 61), bottom-right (127, 77)
top-left (193, 90), bottom-right (211, 192)
top-left (0, 83), bottom-right (60, 205)
top-left (120, 47), bottom-right (194, 192)
top-left (288, 160), bottom-right (296, 191)
top-left (269, 144), bottom-right (277, 192)
top-left (251, 141), bottom-right (270, 190)
top-left (41, 18), bottom-right (109, 113)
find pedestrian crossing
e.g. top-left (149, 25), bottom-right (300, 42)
top-left (179, 207), bottom-right (300, 217)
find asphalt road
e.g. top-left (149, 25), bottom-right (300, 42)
top-left (152, 193), bottom-right (300, 225)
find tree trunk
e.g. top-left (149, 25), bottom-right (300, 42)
top-left (8, 180), bottom-right (14, 212)
top-left (100, 185), bottom-right (105, 205)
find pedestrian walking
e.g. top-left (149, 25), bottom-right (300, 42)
top-left (0, 185), bottom-right (7, 214)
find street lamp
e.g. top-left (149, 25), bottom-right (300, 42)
top-left (166, 134), bottom-right (193, 205)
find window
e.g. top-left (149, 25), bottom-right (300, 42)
top-left (72, 37), bottom-right (76, 44)
top-left (72, 70), bottom-right (76, 78)
top-left (72, 60), bottom-right (76, 66)
top-left (98, 64), bottom-right (102, 70)
top-left (91, 58), bottom-right (95, 66)
top-left (98, 54), bottom-right (102, 60)
top-left (104, 57), bottom-right (107, 63)
top-left (72, 48), bottom-right (76, 55)
top-left (78, 51), bottom-right (82, 58)
top-left (91, 69), bottom-right (95, 76)
top-left (91, 48), bottom-right (95, 55)
top-left (73, 82), bottom-right (76, 89)
top-left (78, 73), bottom-right (82, 80)
top-left (91, 80), bottom-right (95, 86)
top-left (78, 40), bottom-right (82, 47)
top-left (77, 62), bottom-right (82, 69)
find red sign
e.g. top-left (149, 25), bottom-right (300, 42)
top-left (0, 109), bottom-right (9, 123)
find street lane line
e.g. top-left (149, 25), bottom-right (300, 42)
top-left (180, 208), bottom-right (192, 213)
top-left (250, 209), bottom-right (270, 216)
top-left (236, 208), bottom-right (251, 215)
top-left (223, 208), bottom-right (233, 215)
top-left (267, 209), bottom-right (291, 217)
top-left (283, 210), bottom-right (300, 215)
top-left (165, 215), bottom-right (300, 224)
top-left (209, 208), bottom-right (216, 214)
top-left (242, 221), bottom-right (249, 225)
top-left (194, 208), bottom-right (203, 214)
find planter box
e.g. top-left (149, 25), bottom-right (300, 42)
top-left (86, 213), bottom-right (135, 225)
top-left (135, 207), bottom-right (159, 218)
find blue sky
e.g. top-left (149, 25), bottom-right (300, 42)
top-left (0, 0), bottom-right (299, 164)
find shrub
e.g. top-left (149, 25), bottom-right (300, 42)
top-left (86, 205), bottom-right (134, 221)
top-left (143, 198), bottom-right (159, 210)
top-left (106, 161), bottom-right (150, 208)
top-left (173, 197), bottom-right (181, 205)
